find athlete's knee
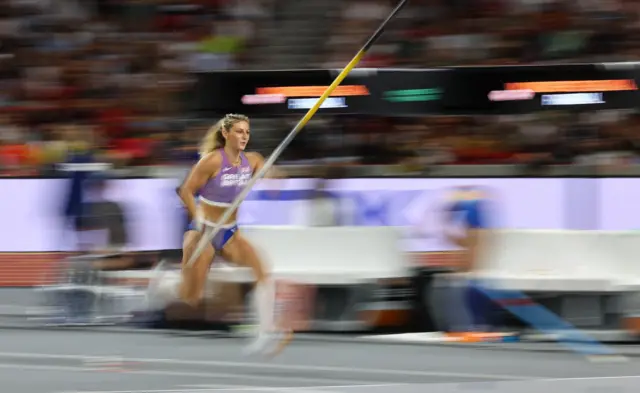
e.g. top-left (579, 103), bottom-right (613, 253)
top-left (250, 265), bottom-right (267, 283)
top-left (222, 237), bottom-right (267, 282)
top-left (240, 240), bottom-right (268, 282)
top-left (179, 265), bottom-right (208, 306)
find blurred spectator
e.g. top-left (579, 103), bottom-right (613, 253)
top-left (0, 0), bottom-right (640, 178)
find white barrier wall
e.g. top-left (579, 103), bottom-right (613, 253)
top-left (479, 230), bottom-right (640, 292)
top-left (240, 226), bottom-right (409, 283)
top-left (104, 226), bottom-right (410, 286)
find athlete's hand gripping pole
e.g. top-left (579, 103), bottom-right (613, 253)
top-left (186, 0), bottom-right (409, 268)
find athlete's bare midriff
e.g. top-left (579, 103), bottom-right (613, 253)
top-left (200, 203), bottom-right (240, 226)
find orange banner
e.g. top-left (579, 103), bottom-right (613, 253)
top-left (0, 252), bottom-right (67, 287)
top-left (505, 79), bottom-right (637, 93)
top-left (256, 85), bottom-right (370, 97)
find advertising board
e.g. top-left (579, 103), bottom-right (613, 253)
top-left (193, 64), bottom-right (640, 116)
top-left (244, 178), bottom-right (565, 252)
top-left (442, 64), bottom-right (640, 114)
top-left (194, 70), bottom-right (373, 115)
top-left (599, 178), bottom-right (640, 231)
top-left (0, 178), bottom-right (183, 252)
top-left (0, 178), bottom-right (565, 253)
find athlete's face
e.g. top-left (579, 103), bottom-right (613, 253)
top-left (225, 120), bottom-right (250, 151)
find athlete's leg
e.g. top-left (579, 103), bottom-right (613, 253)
top-left (463, 228), bottom-right (483, 330)
top-left (221, 233), bottom-right (292, 355)
top-left (465, 228), bottom-right (501, 331)
top-left (180, 230), bottom-right (215, 307)
top-left (221, 233), bottom-right (270, 329)
top-left (444, 227), bottom-right (494, 335)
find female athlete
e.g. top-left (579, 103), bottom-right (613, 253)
top-left (175, 113), bottom-right (291, 355)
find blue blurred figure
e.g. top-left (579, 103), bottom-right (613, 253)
top-left (441, 186), bottom-right (499, 335)
top-left (61, 145), bottom-right (101, 251)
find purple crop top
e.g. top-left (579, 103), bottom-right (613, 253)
top-left (199, 149), bottom-right (253, 206)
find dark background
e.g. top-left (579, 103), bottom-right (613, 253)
top-left (193, 64), bottom-right (640, 116)
top-left (441, 64), bottom-right (640, 115)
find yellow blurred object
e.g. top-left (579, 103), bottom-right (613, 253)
top-left (39, 141), bottom-right (68, 164)
top-left (198, 36), bottom-right (244, 54)
top-left (68, 141), bottom-right (88, 152)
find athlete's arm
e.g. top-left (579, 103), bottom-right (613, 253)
top-left (178, 152), bottom-right (222, 220)
top-left (246, 152), bottom-right (285, 178)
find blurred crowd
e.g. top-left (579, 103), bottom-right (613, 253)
top-left (325, 0), bottom-right (640, 67)
top-left (1, 0), bottom-right (640, 177)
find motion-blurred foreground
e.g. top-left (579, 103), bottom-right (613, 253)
top-left (2, 0), bottom-right (640, 345)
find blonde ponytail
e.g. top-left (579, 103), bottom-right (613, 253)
top-left (199, 114), bottom-right (250, 157)
top-left (199, 120), bottom-right (225, 157)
